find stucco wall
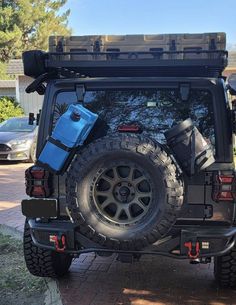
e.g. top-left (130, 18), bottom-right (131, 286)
top-left (0, 87), bottom-right (16, 97)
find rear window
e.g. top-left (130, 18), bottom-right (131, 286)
top-left (54, 88), bottom-right (215, 145)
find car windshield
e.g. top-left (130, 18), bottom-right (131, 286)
top-left (0, 118), bottom-right (36, 132)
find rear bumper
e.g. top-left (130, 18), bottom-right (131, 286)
top-left (26, 218), bottom-right (236, 259)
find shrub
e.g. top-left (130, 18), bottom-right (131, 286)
top-left (0, 97), bottom-right (24, 123)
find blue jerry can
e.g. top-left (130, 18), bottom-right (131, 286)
top-left (38, 104), bottom-right (98, 173)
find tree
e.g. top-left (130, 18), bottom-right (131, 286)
top-left (0, 0), bottom-right (71, 62)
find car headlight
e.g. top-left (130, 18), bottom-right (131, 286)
top-left (8, 139), bottom-right (32, 147)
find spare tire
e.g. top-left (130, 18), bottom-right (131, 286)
top-left (66, 134), bottom-right (184, 250)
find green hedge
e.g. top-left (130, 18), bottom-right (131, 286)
top-left (0, 97), bottom-right (24, 123)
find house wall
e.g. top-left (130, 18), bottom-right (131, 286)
top-left (18, 75), bottom-right (44, 115)
top-left (0, 87), bottom-right (16, 97)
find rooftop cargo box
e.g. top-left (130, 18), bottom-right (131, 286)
top-left (49, 33), bottom-right (226, 60)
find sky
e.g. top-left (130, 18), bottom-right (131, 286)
top-left (62, 0), bottom-right (235, 47)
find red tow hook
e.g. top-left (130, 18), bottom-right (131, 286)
top-left (50, 234), bottom-right (66, 252)
top-left (184, 241), bottom-right (200, 259)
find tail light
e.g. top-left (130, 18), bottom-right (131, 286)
top-left (212, 173), bottom-right (236, 202)
top-left (25, 165), bottom-right (53, 198)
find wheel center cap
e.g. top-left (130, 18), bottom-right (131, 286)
top-left (113, 182), bottom-right (135, 203)
top-left (119, 186), bottom-right (130, 197)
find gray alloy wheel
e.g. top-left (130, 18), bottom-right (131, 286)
top-left (93, 163), bottom-right (153, 225)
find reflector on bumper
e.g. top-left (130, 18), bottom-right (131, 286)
top-left (21, 198), bottom-right (58, 218)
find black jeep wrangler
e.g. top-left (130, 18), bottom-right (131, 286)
top-left (21, 33), bottom-right (236, 288)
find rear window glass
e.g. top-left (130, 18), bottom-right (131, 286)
top-left (54, 89), bottom-right (215, 145)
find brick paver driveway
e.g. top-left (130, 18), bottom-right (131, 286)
top-left (1, 161), bottom-right (236, 305)
top-left (0, 161), bottom-right (29, 231)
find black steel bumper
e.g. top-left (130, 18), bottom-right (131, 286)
top-left (27, 218), bottom-right (236, 259)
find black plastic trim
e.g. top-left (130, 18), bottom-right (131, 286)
top-left (27, 219), bottom-right (236, 258)
top-left (47, 136), bottom-right (73, 152)
top-left (22, 199), bottom-right (58, 218)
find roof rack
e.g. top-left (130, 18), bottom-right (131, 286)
top-left (45, 49), bottom-right (228, 78)
top-left (22, 34), bottom-right (228, 79)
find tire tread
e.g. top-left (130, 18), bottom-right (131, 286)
top-left (66, 134), bottom-right (184, 250)
top-left (23, 220), bottom-right (72, 278)
top-left (214, 248), bottom-right (236, 288)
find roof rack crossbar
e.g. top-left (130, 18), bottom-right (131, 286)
top-left (47, 50), bottom-right (227, 56)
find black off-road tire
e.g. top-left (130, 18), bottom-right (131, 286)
top-left (66, 134), bottom-right (184, 251)
top-left (214, 248), bottom-right (236, 288)
top-left (23, 220), bottom-right (72, 278)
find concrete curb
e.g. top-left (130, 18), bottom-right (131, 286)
top-left (0, 224), bottom-right (64, 305)
top-left (44, 279), bottom-right (64, 305)
top-left (0, 223), bottom-right (22, 239)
